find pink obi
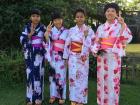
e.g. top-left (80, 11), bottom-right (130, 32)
top-left (31, 36), bottom-right (43, 48)
top-left (53, 40), bottom-right (65, 52)
top-left (100, 36), bottom-right (117, 49)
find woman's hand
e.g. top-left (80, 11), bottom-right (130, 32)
top-left (116, 11), bottom-right (126, 30)
top-left (28, 23), bottom-right (35, 39)
top-left (45, 21), bottom-right (53, 40)
top-left (47, 21), bottom-right (53, 32)
top-left (84, 26), bottom-right (89, 38)
top-left (81, 55), bottom-right (87, 62)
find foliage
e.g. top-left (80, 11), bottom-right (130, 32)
top-left (0, 0), bottom-right (139, 49)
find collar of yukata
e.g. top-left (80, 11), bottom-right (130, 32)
top-left (53, 26), bottom-right (64, 32)
top-left (26, 21), bottom-right (41, 32)
top-left (105, 19), bottom-right (118, 27)
top-left (75, 24), bottom-right (86, 32)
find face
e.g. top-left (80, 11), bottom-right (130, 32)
top-left (105, 8), bottom-right (118, 21)
top-left (75, 12), bottom-right (85, 26)
top-left (53, 18), bottom-right (63, 29)
top-left (30, 14), bottom-right (41, 24)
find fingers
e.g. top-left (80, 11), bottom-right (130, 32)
top-left (49, 21), bottom-right (53, 27)
top-left (31, 23), bottom-right (35, 32)
top-left (115, 11), bottom-right (122, 19)
top-left (119, 11), bottom-right (122, 17)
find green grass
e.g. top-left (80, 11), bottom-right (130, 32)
top-left (0, 78), bottom-right (140, 105)
top-left (126, 44), bottom-right (140, 53)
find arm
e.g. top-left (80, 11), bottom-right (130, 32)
top-left (81, 28), bottom-right (95, 56)
top-left (90, 26), bottom-right (101, 55)
top-left (43, 23), bottom-right (52, 62)
top-left (117, 14), bottom-right (132, 44)
top-left (20, 25), bottom-right (30, 48)
top-left (63, 30), bottom-right (71, 60)
top-left (119, 24), bottom-right (132, 44)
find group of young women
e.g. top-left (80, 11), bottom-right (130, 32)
top-left (20, 3), bottom-right (132, 105)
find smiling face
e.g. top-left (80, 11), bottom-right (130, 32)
top-left (75, 12), bottom-right (85, 26)
top-left (53, 18), bottom-right (63, 29)
top-left (30, 14), bottom-right (41, 24)
top-left (105, 8), bottom-right (118, 22)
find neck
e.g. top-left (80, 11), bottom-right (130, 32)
top-left (77, 24), bottom-right (84, 28)
top-left (32, 22), bottom-right (38, 27)
top-left (107, 19), bottom-right (115, 24)
top-left (56, 26), bottom-right (62, 30)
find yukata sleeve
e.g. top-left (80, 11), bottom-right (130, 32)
top-left (81, 28), bottom-right (95, 56)
top-left (20, 25), bottom-right (30, 49)
top-left (119, 24), bottom-right (133, 44)
top-left (90, 26), bottom-right (102, 54)
top-left (43, 30), bottom-right (52, 62)
top-left (63, 30), bottom-right (71, 60)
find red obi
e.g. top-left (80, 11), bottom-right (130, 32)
top-left (53, 40), bottom-right (65, 52)
top-left (100, 36), bottom-right (117, 49)
top-left (70, 41), bottom-right (83, 53)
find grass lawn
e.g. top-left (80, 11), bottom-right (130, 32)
top-left (126, 44), bottom-right (140, 56)
top-left (0, 78), bottom-right (140, 105)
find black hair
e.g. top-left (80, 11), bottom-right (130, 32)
top-left (30, 8), bottom-right (41, 16)
top-left (51, 11), bottom-right (62, 21)
top-left (104, 3), bottom-right (120, 15)
top-left (74, 8), bottom-right (86, 17)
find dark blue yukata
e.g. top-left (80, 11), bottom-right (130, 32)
top-left (20, 22), bottom-right (46, 103)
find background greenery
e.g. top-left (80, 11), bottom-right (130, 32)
top-left (0, 0), bottom-right (140, 49)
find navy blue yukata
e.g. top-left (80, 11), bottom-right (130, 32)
top-left (20, 22), bottom-right (46, 103)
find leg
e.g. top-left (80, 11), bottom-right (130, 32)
top-left (35, 99), bottom-right (42, 105)
top-left (58, 99), bottom-right (65, 105)
top-left (49, 97), bottom-right (56, 104)
top-left (71, 101), bottom-right (77, 105)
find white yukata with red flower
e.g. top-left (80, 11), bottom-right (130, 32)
top-left (91, 19), bottom-right (132, 105)
top-left (63, 24), bottom-right (95, 104)
top-left (44, 26), bottom-right (68, 100)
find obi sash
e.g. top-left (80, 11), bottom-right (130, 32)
top-left (53, 40), bottom-right (65, 52)
top-left (31, 36), bottom-right (43, 48)
top-left (100, 36), bottom-right (117, 49)
top-left (70, 41), bottom-right (83, 53)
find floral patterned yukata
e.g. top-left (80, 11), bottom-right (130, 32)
top-left (63, 24), bottom-right (95, 104)
top-left (44, 26), bottom-right (68, 100)
top-left (91, 19), bottom-right (132, 105)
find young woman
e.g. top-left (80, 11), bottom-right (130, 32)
top-left (63, 8), bottom-right (95, 105)
top-left (20, 9), bottom-right (46, 105)
top-left (91, 3), bottom-right (132, 105)
top-left (44, 11), bottom-right (68, 105)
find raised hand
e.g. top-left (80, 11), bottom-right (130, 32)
top-left (81, 55), bottom-right (87, 62)
top-left (47, 21), bottom-right (53, 33)
top-left (84, 26), bottom-right (89, 38)
top-left (45, 21), bottom-right (53, 40)
top-left (28, 23), bottom-right (35, 39)
top-left (116, 11), bottom-right (125, 25)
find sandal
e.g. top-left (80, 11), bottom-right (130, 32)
top-left (49, 98), bottom-right (56, 104)
top-left (58, 99), bottom-right (65, 105)
top-left (71, 101), bottom-right (77, 105)
top-left (35, 99), bottom-right (42, 105)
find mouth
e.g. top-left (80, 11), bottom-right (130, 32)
top-left (107, 15), bottom-right (113, 17)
